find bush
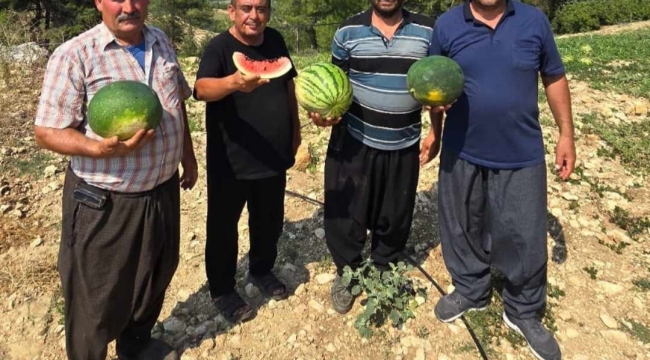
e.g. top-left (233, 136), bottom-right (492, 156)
top-left (553, 0), bottom-right (650, 34)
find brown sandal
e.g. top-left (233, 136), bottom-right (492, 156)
top-left (213, 292), bottom-right (255, 323)
top-left (249, 272), bottom-right (288, 301)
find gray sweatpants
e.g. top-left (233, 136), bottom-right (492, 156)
top-left (438, 149), bottom-right (548, 319)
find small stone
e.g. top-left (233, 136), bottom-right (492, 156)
top-left (268, 299), bottom-right (277, 309)
top-left (162, 317), bottom-right (186, 334)
top-left (551, 208), bottom-right (563, 217)
top-left (30, 236), bottom-right (43, 248)
top-left (562, 193), bottom-right (579, 201)
top-left (315, 273), bottom-right (336, 285)
top-left (633, 298), bottom-right (643, 309)
top-left (566, 328), bottom-right (580, 339)
top-left (314, 228), bottom-right (325, 240)
top-left (600, 313), bottom-right (618, 329)
top-left (598, 281), bottom-right (624, 295)
top-left (326, 343), bottom-right (336, 352)
top-left (245, 283), bottom-right (260, 298)
top-left (415, 296), bottom-right (425, 306)
top-left (559, 311), bottom-right (572, 321)
top-left (308, 299), bottom-right (325, 313)
top-left (415, 348), bottom-right (425, 360)
top-left (10, 209), bottom-right (23, 218)
top-left (292, 143), bottom-right (311, 171)
top-left (600, 330), bottom-right (629, 344)
top-left (287, 333), bottom-right (297, 344)
top-left (0, 204), bottom-right (10, 213)
top-left (44, 165), bottom-right (58, 177)
top-left (438, 355), bottom-right (451, 360)
top-left (295, 284), bottom-right (305, 295)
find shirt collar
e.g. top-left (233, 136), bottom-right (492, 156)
top-left (463, 0), bottom-right (515, 22)
top-left (360, 7), bottom-right (417, 27)
top-left (99, 22), bottom-right (156, 50)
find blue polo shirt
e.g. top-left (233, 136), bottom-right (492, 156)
top-left (429, 0), bottom-right (565, 169)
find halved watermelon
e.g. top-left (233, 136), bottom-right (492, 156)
top-left (232, 51), bottom-right (293, 79)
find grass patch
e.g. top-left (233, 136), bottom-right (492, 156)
top-left (4, 151), bottom-right (55, 177)
top-left (580, 112), bottom-right (650, 174)
top-left (572, 164), bottom-right (631, 199)
top-left (556, 29), bottom-right (650, 98)
top-left (598, 239), bottom-right (628, 255)
top-left (621, 319), bottom-right (650, 344)
top-left (632, 278), bottom-right (650, 291)
top-left (609, 206), bottom-right (650, 240)
top-left (292, 51), bottom-right (330, 71)
top-left (583, 266), bottom-right (598, 280)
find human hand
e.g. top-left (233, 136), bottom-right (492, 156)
top-left (419, 131), bottom-right (441, 166)
top-left (555, 135), bottom-right (576, 180)
top-left (180, 151), bottom-right (198, 190)
top-left (95, 129), bottom-right (155, 158)
top-left (423, 103), bottom-right (453, 113)
top-left (233, 71), bottom-right (270, 93)
top-left (309, 112), bottom-right (342, 127)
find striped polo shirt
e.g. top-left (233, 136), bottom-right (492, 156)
top-left (332, 9), bottom-right (434, 150)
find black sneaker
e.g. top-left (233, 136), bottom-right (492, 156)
top-left (330, 274), bottom-right (355, 314)
top-left (503, 313), bottom-right (561, 360)
top-left (434, 291), bottom-right (488, 323)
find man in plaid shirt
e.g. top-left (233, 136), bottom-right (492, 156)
top-left (33, 1), bottom-right (197, 359)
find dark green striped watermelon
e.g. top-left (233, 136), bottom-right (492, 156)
top-left (406, 56), bottom-right (465, 107)
top-left (295, 63), bottom-right (353, 119)
top-left (87, 80), bottom-right (163, 141)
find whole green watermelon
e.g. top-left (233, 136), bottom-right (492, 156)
top-left (406, 56), bottom-right (465, 107)
top-left (87, 80), bottom-right (163, 140)
top-left (295, 62), bottom-right (353, 119)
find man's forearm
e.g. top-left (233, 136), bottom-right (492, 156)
top-left (34, 126), bottom-right (101, 157)
top-left (428, 110), bottom-right (444, 139)
top-left (181, 102), bottom-right (195, 157)
top-left (194, 75), bottom-right (237, 102)
top-left (543, 74), bottom-right (574, 138)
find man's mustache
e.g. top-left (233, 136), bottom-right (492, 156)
top-left (117, 12), bottom-right (141, 22)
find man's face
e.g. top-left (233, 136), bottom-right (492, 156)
top-left (229, 0), bottom-right (271, 39)
top-left (95, 0), bottom-right (149, 41)
top-left (370, 0), bottom-right (405, 18)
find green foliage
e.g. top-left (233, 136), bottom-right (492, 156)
top-left (609, 206), bottom-right (650, 240)
top-left (342, 260), bottom-right (427, 339)
top-left (148, 0), bottom-right (214, 50)
top-left (622, 319), bottom-right (650, 344)
top-left (632, 278), bottom-right (650, 291)
top-left (553, 0), bottom-right (650, 34)
top-left (583, 266), bottom-right (598, 280)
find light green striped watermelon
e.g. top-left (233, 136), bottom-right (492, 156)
top-left (295, 62), bottom-right (352, 119)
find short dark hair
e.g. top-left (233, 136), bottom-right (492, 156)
top-left (230, 0), bottom-right (272, 8)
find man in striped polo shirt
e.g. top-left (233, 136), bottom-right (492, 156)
top-left (33, 0), bottom-right (197, 359)
top-left (310, 0), bottom-right (443, 314)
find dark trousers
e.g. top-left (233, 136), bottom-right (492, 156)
top-left (205, 172), bottom-right (286, 298)
top-left (438, 149), bottom-right (548, 319)
top-left (59, 168), bottom-right (180, 360)
top-left (324, 126), bottom-right (420, 275)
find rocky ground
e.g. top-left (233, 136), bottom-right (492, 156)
top-left (1, 23), bottom-right (649, 360)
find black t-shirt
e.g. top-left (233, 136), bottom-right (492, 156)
top-left (195, 27), bottom-right (298, 180)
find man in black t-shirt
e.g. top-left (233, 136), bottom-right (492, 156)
top-left (194, 0), bottom-right (300, 324)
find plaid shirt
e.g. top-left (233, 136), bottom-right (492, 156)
top-left (35, 23), bottom-right (192, 192)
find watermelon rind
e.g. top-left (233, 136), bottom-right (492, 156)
top-left (87, 80), bottom-right (163, 141)
top-left (406, 56), bottom-right (465, 107)
top-left (232, 51), bottom-right (293, 79)
top-left (295, 62), bottom-right (353, 119)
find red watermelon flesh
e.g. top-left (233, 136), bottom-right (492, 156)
top-left (232, 51), bottom-right (293, 79)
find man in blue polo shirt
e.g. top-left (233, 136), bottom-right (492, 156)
top-left (309, 0), bottom-right (441, 314)
top-left (421, 1), bottom-right (575, 359)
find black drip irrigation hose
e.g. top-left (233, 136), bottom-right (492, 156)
top-left (285, 189), bottom-right (490, 360)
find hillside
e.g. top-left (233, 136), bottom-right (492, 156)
top-left (0, 22), bottom-right (649, 360)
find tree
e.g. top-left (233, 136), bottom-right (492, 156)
top-left (0, 0), bottom-right (99, 44)
top-left (148, 0), bottom-right (214, 50)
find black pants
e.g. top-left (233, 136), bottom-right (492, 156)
top-left (324, 126), bottom-right (420, 275)
top-left (438, 149), bottom-right (548, 319)
top-left (59, 168), bottom-right (180, 360)
top-left (205, 173), bottom-right (286, 298)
